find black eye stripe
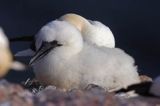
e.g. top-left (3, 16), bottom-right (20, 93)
top-left (36, 40), bottom-right (62, 52)
top-left (50, 40), bottom-right (62, 46)
top-left (50, 40), bottom-right (58, 45)
top-left (30, 40), bottom-right (62, 65)
top-left (42, 40), bottom-right (62, 47)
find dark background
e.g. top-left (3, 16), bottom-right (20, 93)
top-left (0, 0), bottom-right (159, 83)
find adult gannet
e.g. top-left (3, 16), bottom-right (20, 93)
top-left (29, 20), bottom-right (140, 91)
top-left (60, 13), bottom-right (115, 48)
top-left (0, 28), bottom-right (25, 77)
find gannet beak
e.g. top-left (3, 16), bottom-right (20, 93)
top-left (9, 36), bottom-right (34, 42)
top-left (29, 41), bottom-right (61, 66)
top-left (15, 49), bottom-right (35, 57)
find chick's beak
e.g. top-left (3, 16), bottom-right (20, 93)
top-left (29, 41), bottom-right (61, 66)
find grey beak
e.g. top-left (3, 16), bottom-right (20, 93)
top-left (29, 41), bottom-right (61, 66)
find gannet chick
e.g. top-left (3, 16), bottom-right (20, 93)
top-left (60, 13), bottom-right (115, 48)
top-left (0, 28), bottom-right (25, 77)
top-left (30, 20), bottom-right (140, 91)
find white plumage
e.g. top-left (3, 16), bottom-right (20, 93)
top-left (60, 13), bottom-right (115, 48)
top-left (0, 28), bottom-right (9, 47)
top-left (30, 20), bottom-right (140, 91)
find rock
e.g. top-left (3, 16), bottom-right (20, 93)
top-left (0, 80), bottom-right (34, 106)
top-left (0, 80), bottom-right (159, 106)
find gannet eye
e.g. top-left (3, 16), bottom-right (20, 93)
top-left (50, 40), bottom-right (62, 47)
top-left (40, 40), bottom-right (62, 50)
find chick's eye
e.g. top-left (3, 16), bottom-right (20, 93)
top-left (50, 40), bottom-right (62, 46)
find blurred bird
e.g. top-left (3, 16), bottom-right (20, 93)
top-left (29, 20), bottom-right (140, 91)
top-left (60, 13), bottom-right (115, 48)
top-left (0, 28), bottom-right (25, 77)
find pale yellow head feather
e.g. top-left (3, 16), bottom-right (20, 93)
top-left (59, 13), bottom-right (88, 31)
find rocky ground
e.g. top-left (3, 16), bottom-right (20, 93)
top-left (0, 76), bottom-right (159, 106)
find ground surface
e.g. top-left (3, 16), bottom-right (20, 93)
top-left (0, 78), bottom-right (159, 106)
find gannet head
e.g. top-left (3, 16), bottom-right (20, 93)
top-left (59, 13), bottom-right (89, 31)
top-left (30, 20), bottom-right (83, 65)
top-left (60, 13), bottom-right (115, 48)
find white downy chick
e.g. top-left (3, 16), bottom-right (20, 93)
top-left (30, 20), bottom-right (140, 91)
top-left (60, 13), bottom-right (115, 48)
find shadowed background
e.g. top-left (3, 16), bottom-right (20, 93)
top-left (0, 0), bottom-right (159, 83)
